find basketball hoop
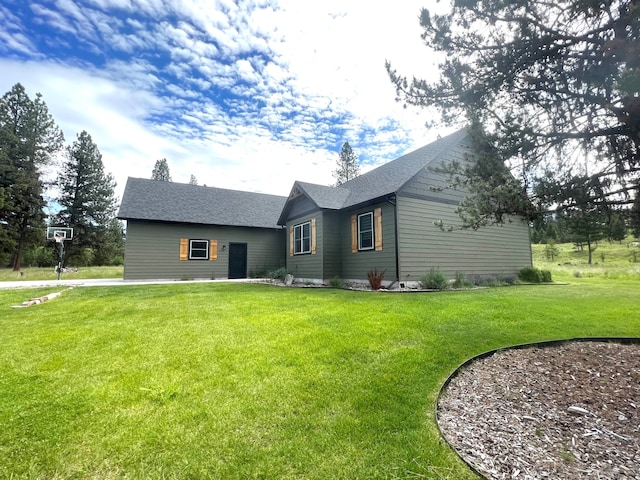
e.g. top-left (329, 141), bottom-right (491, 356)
top-left (46, 226), bottom-right (74, 280)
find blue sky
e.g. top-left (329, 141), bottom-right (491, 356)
top-left (0, 0), bottom-right (455, 201)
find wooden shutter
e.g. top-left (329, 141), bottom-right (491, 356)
top-left (351, 214), bottom-right (357, 253)
top-left (289, 226), bottom-right (294, 256)
top-left (311, 218), bottom-right (317, 254)
top-left (374, 208), bottom-right (383, 251)
top-left (210, 240), bottom-right (218, 261)
top-left (179, 238), bottom-right (188, 261)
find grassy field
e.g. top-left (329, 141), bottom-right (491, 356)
top-left (532, 239), bottom-right (640, 282)
top-left (1, 275), bottom-right (639, 479)
top-left (0, 265), bottom-right (124, 282)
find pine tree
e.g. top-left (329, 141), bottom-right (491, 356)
top-left (608, 211), bottom-right (628, 243)
top-left (151, 158), bottom-right (172, 181)
top-left (0, 83), bottom-right (64, 270)
top-left (333, 142), bottom-right (360, 186)
top-left (55, 131), bottom-right (118, 266)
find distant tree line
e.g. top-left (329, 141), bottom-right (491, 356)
top-left (0, 83), bottom-right (124, 270)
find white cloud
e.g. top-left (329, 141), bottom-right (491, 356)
top-left (1, 0), bottom-right (459, 208)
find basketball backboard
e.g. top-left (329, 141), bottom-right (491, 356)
top-left (46, 226), bottom-right (74, 241)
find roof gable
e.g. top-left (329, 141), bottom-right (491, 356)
top-left (117, 177), bottom-right (286, 229)
top-left (277, 181), bottom-right (351, 225)
top-left (294, 181), bottom-right (351, 209)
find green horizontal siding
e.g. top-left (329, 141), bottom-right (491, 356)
top-left (124, 220), bottom-right (285, 280)
top-left (322, 211), bottom-right (342, 279)
top-left (396, 196), bottom-right (531, 281)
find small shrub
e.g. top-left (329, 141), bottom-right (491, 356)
top-left (329, 276), bottom-right (343, 288)
top-left (452, 271), bottom-right (471, 289)
top-left (518, 267), bottom-right (540, 283)
top-left (476, 275), bottom-right (501, 287)
top-left (518, 267), bottom-right (552, 283)
top-left (367, 268), bottom-right (385, 290)
top-left (267, 267), bottom-right (288, 282)
top-left (111, 256), bottom-right (124, 266)
top-left (418, 268), bottom-right (449, 290)
top-left (466, 274), bottom-right (514, 287)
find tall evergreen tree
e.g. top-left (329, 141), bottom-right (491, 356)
top-left (0, 83), bottom-right (64, 270)
top-left (55, 131), bottom-right (118, 266)
top-left (333, 142), bottom-right (360, 186)
top-left (151, 158), bottom-right (172, 181)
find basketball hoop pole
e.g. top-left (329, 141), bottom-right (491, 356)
top-left (56, 238), bottom-right (64, 281)
top-left (46, 227), bottom-right (73, 280)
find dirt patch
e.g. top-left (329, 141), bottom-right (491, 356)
top-left (437, 340), bottom-right (640, 479)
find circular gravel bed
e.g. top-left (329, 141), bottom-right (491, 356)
top-left (437, 340), bottom-right (640, 479)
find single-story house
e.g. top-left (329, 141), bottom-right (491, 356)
top-left (117, 179), bottom-right (287, 280)
top-left (117, 128), bottom-right (532, 285)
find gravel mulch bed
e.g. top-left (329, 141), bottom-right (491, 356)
top-left (437, 340), bottom-right (640, 479)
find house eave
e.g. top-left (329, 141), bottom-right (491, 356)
top-left (119, 217), bottom-right (285, 231)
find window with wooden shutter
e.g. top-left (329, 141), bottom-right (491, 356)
top-left (189, 240), bottom-right (209, 259)
top-left (374, 208), bottom-right (383, 251)
top-left (311, 218), bottom-right (317, 254)
top-left (210, 240), bottom-right (218, 261)
top-left (179, 238), bottom-right (188, 261)
top-left (351, 209), bottom-right (383, 252)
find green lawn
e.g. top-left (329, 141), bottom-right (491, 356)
top-left (1, 279), bottom-right (639, 479)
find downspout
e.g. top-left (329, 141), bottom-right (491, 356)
top-left (385, 194), bottom-right (400, 288)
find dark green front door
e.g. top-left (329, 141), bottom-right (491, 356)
top-left (228, 243), bottom-right (247, 279)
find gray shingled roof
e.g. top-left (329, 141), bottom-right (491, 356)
top-left (119, 129), bottom-right (469, 229)
top-left (117, 177), bottom-right (286, 229)
top-left (278, 128), bottom-right (469, 223)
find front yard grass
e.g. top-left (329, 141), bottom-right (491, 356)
top-left (1, 280), bottom-right (639, 479)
